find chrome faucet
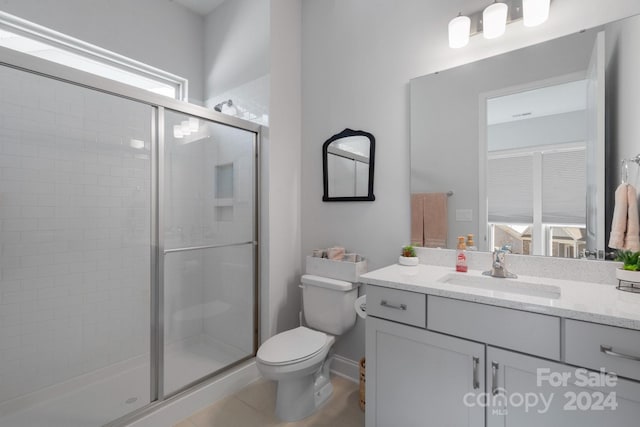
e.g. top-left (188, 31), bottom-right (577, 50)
top-left (483, 246), bottom-right (517, 279)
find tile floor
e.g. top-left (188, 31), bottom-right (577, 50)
top-left (173, 375), bottom-right (364, 427)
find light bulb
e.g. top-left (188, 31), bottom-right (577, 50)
top-left (188, 117), bottom-right (199, 132)
top-left (483, 2), bottom-right (508, 39)
top-left (180, 120), bottom-right (191, 135)
top-left (129, 139), bottom-right (145, 149)
top-left (173, 125), bottom-right (184, 139)
top-left (448, 15), bottom-right (471, 48)
top-left (523, 0), bottom-right (550, 27)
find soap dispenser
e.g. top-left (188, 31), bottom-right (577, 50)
top-left (456, 236), bottom-right (468, 272)
top-left (466, 234), bottom-right (477, 251)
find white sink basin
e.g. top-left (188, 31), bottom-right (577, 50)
top-left (438, 273), bottom-right (561, 299)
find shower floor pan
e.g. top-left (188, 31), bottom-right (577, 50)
top-left (0, 335), bottom-right (245, 427)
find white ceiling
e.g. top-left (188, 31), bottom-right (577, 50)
top-left (172, 0), bottom-right (226, 16)
top-left (487, 80), bottom-right (589, 125)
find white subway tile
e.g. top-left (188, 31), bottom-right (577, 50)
top-left (3, 219), bottom-right (38, 232)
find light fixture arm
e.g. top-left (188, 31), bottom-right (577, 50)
top-left (474, 0), bottom-right (523, 36)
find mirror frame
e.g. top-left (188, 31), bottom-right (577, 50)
top-left (322, 128), bottom-right (376, 202)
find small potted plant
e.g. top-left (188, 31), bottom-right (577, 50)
top-left (614, 250), bottom-right (640, 284)
top-left (399, 245), bottom-right (419, 266)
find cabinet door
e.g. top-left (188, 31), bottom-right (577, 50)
top-left (487, 346), bottom-right (640, 427)
top-left (366, 316), bottom-right (485, 427)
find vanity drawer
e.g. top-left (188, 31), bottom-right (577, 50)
top-left (366, 285), bottom-right (426, 328)
top-left (427, 296), bottom-right (560, 360)
top-left (565, 319), bottom-right (640, 382)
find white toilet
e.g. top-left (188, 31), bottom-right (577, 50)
top-left (256, 274), bottom-right (359, 421)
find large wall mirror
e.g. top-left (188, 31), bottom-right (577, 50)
top-left (410, 13), bottom-right (640, 260)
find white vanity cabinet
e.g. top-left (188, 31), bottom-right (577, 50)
top-left (487, 346), bottom-right (640, 427)
top-left (364, 279), bottom-right (640, 427)
top-left (366, 316), bottom-right (485, 427)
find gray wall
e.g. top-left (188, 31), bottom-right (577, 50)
top-left (0, 0), bottom-right (206, 105)
top-left (203, 0), bottom-right (270, 114)
top-left (263, 0), bottom-right (302, 340)
top-left (301, 0), bottom-right (640, 366)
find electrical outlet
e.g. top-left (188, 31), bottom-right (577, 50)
top-left (456, 209), bottom-right (473, 222)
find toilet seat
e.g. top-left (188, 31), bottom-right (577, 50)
top-left (257, 327), bottom-right (327, 366)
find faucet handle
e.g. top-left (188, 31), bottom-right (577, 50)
top-left (486, 247), bottom-right (517, 279)
top-left (493, 250), bottom-right (506, 267)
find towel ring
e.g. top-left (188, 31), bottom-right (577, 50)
top-left (622, 154), bottom-right (640, 185)
top-left (621, 159), bottom-right (629, 184)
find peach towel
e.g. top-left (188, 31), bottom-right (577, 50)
top-left (411, 194), bottom-right (425, 246)
top-left (609, 184), bottom-right (640, 251)
top-left (411, 193), bottom-right (448, 247)
top-left (626, 184), bottom-right (640, 251)
top-left (609, 184), bottom-right (628, 249)
top-left (423, 193), bottom-right (448, 248)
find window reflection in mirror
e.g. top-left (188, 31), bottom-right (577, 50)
top-left (485, 81), bottom-right (589, 258)
top-left (323, 129), bottom-right (375, 201)
top-left (327, 135), bottom-right (370, 197)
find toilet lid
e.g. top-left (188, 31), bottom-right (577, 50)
top-left (257, 327), bottom-right (327, 365)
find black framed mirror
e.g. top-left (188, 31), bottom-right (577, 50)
top-left (322, 128), bottom-right (375, 202)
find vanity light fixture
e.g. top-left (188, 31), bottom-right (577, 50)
top-left (448, 0), bottom-right (551, 48)
top-left (448, 13), bottom-right (471, 48)
top-left (523, 0), bottom-right (550, 27)
top-left (483, 1), bottom-right (509, 39)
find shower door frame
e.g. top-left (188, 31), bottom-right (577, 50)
top-left (0, 46), bottom-right (261, 427)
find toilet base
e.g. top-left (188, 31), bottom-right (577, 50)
top-left (274, 356), bottom-right (334, 422)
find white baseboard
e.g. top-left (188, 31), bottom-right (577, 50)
top-left (127, 360), bottom-right (260, 427)
top-left (331, 354), bottom-right (360, 383)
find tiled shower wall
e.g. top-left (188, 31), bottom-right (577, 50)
top-left (0, 66), bottom-right (151, 403)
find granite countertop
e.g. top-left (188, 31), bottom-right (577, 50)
top-left (360, 263), bottom-right (640, 331)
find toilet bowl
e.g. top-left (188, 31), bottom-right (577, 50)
top-left (257, 327), bottom-right (336, 421)
top-left (256, 275), bottom-right (359, 422)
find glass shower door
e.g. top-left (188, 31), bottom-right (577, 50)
top-left (0, 65), bottom-right (152, 427)
top-left (162, 110), bottom-right (256, 395)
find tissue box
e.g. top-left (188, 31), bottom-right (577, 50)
top-left (305, 256), bottom-right (367, 282)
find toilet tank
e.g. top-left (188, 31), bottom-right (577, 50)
top-left (301, 274), bottom-right (359, 336)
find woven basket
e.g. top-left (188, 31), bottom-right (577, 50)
top-left (359, 357), bottom-right (366, 411)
